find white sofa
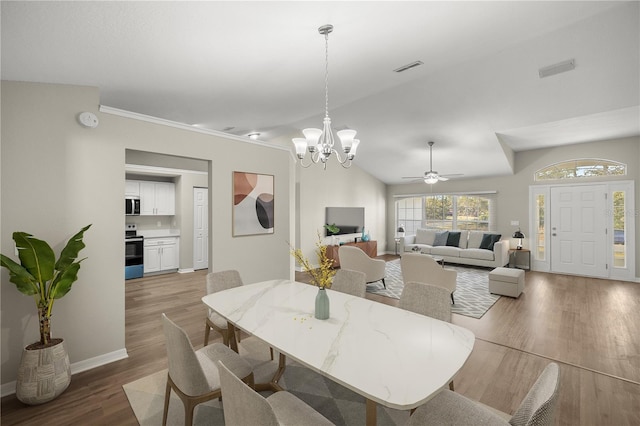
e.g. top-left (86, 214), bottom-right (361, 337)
top-left (400, 229), bottom-right (509, 268)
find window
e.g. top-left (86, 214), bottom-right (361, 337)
top-left (535, 159), bottom-right (626, 181)
top-left (535, 194), bottom-right (545, 261)
top-left (612, 190), bottom-right (626, 268)
top-left (396, 193), bottom-right (494, 233)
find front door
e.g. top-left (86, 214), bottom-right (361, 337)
top-left (550, 185), bottom-right (607, 277)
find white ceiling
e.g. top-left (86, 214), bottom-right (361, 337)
top-left (2, 1), bottom-right (639, 184)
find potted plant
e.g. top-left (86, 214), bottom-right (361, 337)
top-left (0, 224), bottom-right (91, 404)
top-left (290, 232), bottom-right (336, 319)
top-left (324, 223), bottom-right (340, 246)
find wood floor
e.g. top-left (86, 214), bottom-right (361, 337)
top-left (2, 255), bottom-right (639, 425)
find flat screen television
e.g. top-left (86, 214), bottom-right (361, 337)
top-left (325, 207), bottom-right (364, 236)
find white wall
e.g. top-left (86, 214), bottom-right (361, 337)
top-left (0, 81), bottom-right (293, 386)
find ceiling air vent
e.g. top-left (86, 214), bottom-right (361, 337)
top-left (393, 60), bottom-right (424, 73)
top-left (539, 59), bottom-right (575, 78)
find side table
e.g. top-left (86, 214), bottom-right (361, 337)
top-left (509, 249), bottom-right (531, 271)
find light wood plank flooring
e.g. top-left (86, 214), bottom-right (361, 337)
top-left (2, 256), bottom-right (639, 425)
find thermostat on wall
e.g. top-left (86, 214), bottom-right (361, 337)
top-left (78, 111), bottom-right (99, 128)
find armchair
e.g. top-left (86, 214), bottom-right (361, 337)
top-left (338, 245), bottom-right (386, 288)
top-left (400, 253), bottom-right (457, 303)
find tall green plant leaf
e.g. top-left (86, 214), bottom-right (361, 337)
top-left (50, 261), bottom-right (82, 299)
top-left (55, 224), bottom-right (91, 271)
top-left (0, 254), bottom-right (38, 295)
top-left (13, 232), bottom-right (55, 285)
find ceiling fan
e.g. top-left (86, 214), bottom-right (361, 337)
top-left (402, 141), bottom-right (463, 184)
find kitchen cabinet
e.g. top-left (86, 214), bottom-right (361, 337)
top-left (139, 181), bottom-right (175, 215)
top-left (144, 237), bottom-right (179, 273)
top-left (125, 180), bottom-right (140, 197)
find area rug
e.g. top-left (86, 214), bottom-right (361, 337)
top-left (123, 336), bottom-right (409, 426)
top-left (366, 259), bottom-right (500, 319)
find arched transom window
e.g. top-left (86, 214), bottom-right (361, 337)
top-left (534, 158), bottom-right (626, 181)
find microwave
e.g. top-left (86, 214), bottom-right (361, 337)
top-left (125, 197), bottom-right (140, 215)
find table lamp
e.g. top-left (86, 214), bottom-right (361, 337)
top-left (512, 229), bottom-right (525, 250)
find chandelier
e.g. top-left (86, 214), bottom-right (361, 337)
top-left (292, 24), bottom-right (359, 169)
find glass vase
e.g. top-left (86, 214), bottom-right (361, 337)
top-left (315, 287), bottom-right (330, 320)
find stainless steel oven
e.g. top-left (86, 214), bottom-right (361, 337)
top-left (125, 224), bottom-right (144, 279)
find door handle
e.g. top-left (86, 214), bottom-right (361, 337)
top-left (552, 233), bottom-right (557, 236)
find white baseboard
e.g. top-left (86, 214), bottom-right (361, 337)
top-left (178, 268), bottom-right (195, 274)
top-left (1, 348), bottom-right (128, 398)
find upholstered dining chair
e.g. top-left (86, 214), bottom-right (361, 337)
top-left (204, 269), bottom-right (243, 347)
top-left (399, 281), bottom-right (452, 322)
top-left (338, 245), bottom-right (386, 288)
top-left (407, 362), bottom-right (561, 426)
top-left (331, 269), bottom-right (367, 298)
top-left (400, 253), bottom-right (457, 303)
top-left (161, 313), bottom-right (255, 426)
top-left (399, 281), bottom-right (454, 390)
top-left (217, 360), bottom-right (335, 426)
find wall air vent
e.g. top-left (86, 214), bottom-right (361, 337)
top-left (539, 59), bottom-right (575, 78)
top-left (393, 60), bottom-right (424, 73)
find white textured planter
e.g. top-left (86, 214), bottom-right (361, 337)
top-left (16, 339), bottom-right (71, 405)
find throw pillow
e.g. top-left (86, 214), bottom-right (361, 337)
top-left (479, 233), bottom-right (501, 250)
top-left (433, 231), bottom-right (449, 246)
top-left (446, 231), bottom-right (461, 247)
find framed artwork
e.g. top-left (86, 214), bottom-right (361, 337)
top-left (233, 171), bottom-right (274, 236)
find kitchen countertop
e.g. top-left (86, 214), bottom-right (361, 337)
top-left (138, 229), bottom-right (180, 238)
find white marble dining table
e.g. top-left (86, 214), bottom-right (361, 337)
top-left (202, 279), bottom-right (475, 425)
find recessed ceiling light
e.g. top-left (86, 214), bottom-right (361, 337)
top-left (247, 132), bottom-right (260, 140)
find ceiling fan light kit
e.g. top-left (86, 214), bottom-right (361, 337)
top-left (402, 140), bottom-right (462, 184)
top-left (292, 24), bottom-right (359, 170)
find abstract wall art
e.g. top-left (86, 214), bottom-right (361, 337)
top-left (233, 171), bottom-right (274, 236)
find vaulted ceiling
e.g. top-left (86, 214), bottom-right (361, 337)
top-left (2, 1), bottom-right (639, 184)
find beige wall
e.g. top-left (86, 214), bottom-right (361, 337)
top-left (295, 158), bottom-right (387, 268)
top-left (387, 136), bottom-right (640, 275)
top-left (1, 81), bottom-right (293, 386)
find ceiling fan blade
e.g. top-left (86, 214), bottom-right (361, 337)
top-left (440, 173), bottom-right (464, 178)
top-left (437, 176), bottom-right (449, 181)
top-left (401, 176), bottom-right (424, 179)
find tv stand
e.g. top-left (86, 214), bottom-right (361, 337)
top-left (326, 240), bottom-right (377, 268)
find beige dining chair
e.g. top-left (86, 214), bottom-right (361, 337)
top-left (399, 281), bottom-right (454, 390)
top-left (217, 360), bottom-right (334, 426)
top-left (400, 253), bottom-right (457, 303)
top-left (338, 245), bottom-right (386, 288)
top-left (331, 269), bottom-right (367, 298)
top-left (407, 362), bottom-right (560, 426)
top-left (204, 269), bottom-right (243, 347)
top-left (204, 269), bottom-right (274, 360)
top-left (161, 313), bottom-right (255, 426)
top-left (399, 281), bottom-right (452, 322)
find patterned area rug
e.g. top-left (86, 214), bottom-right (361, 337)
top-left (123, 336), bottom-right (409, 425)
top-left (366, 259), bottom-right (500, 319)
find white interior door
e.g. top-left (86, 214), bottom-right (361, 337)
top-left (550, 185), bottom-right (607, 277)
top-left (193, 187), bottom-right (209, 270)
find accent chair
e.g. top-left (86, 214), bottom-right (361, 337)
top-left (338, 245), bottom-right (386, 288)
top-left (400, 253), bottom-right (457, 303)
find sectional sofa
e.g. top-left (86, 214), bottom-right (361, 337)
top-left (399, 228), bottom-right (509, 268)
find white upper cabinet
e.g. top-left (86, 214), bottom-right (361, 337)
top-left (133, 180), bottom-right (175, 216)
top-left (125, 180), bottom-right (140, 197)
